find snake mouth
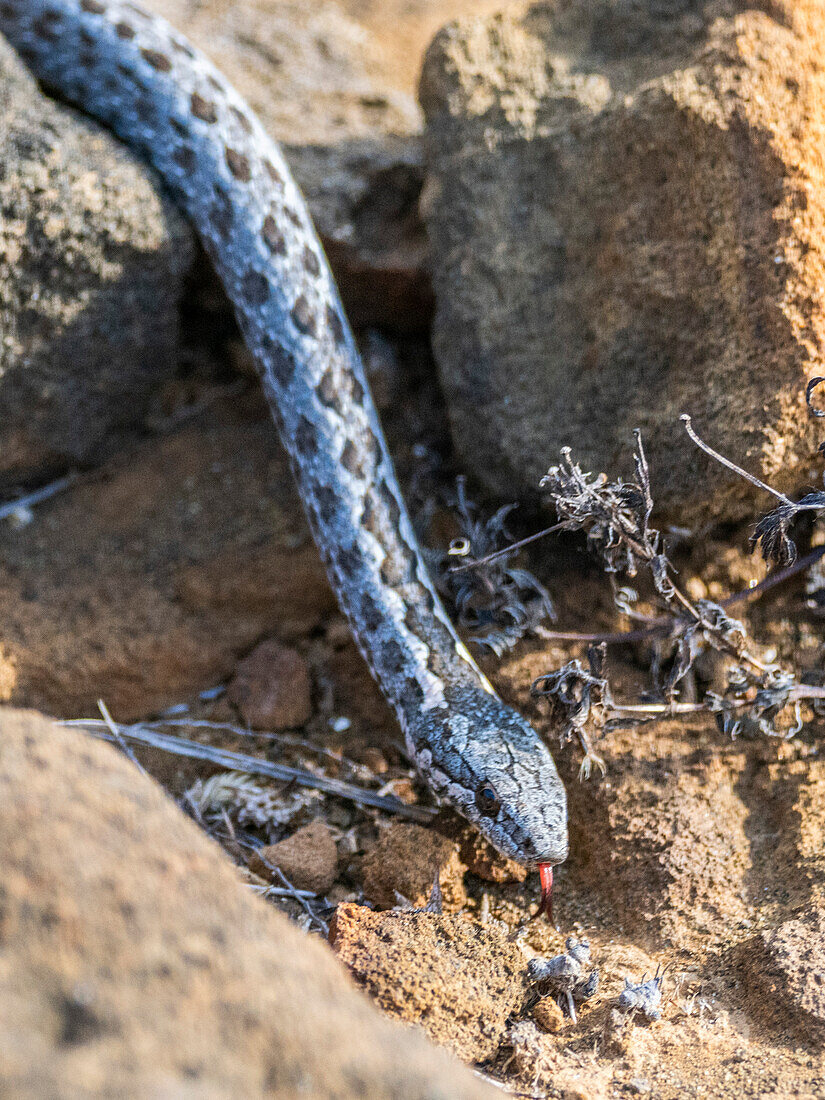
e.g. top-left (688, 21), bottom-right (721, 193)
top-left (535, 863), bottom-right (556, 927)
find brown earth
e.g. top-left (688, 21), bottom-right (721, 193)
top-left (3, 368), bottom-right (825, 1095)
top-left (2, 1), bottom-right (825, 1098)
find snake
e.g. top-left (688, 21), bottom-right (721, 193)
top-left (0, 0), bottom-right (568, 911)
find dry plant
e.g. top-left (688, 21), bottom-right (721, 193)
top-left (434, 476), bottom-right (555, 655)
top-left (450, 384), bottom-right (825, 776)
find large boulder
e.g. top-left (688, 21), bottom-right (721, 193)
top-left (0, 37), bottom-right (194, 488)
top-left (151, 0), bottom-right (428, 330)
top-left (420, 1), bottom-right (825, 523)
top-left (0, 707), bottom-right (492, 1097)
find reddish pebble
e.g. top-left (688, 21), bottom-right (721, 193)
top-left (250, 820), bottom-right (338, 895)
top-left (228, 639), bottom-right (312, 729)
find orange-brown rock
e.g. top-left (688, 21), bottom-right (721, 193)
top-left (251, 820), bottom-right (339, 895)
top-left (228, 639), bottom-right (313, 730)
top-left (421, 0), bottom-right (825, 523)
top-left (0, 707), bottom-right (493, 1097)
top-left (359, 821), bottom-right (468, 911)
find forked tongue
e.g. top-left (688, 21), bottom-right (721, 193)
top-left (535, 863), bottom-right (556, 927)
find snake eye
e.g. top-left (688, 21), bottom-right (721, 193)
top-left (475, 783), bottom-right (501, 818)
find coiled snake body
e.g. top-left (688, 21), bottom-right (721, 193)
top-left (0, 0), bottom-right (568, 887)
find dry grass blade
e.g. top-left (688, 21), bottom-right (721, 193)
top-left (71, 720), bottom-right (436, 822)
top-left (0, 472), bottom-right (78, 521)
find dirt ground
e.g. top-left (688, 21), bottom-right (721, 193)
top-left (2, 1), bottom-right (825, 1096)
top-left (2, 313), bottom-right (824, 1096)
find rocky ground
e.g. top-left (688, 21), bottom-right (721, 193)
top-left (2, 1), bottom-right (825, 1098)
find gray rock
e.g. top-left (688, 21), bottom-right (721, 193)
top-left (152, 0), bottom-right (430, 330)
top-left (0, 38), bottom-right (194, 488)
top-left (420, 1), bottom-right (825, 523)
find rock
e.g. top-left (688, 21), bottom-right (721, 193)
top-left (330, 902), bottom-right (526, 1061)
top-left (359, 822), bottom-right (468, 911)
top-left (0, 398), bottom-right (335, 720)
top-left (151, 0), bottom-right (429, 330)
top-left (228, 640), bottom-right (313, 730)
top-left (251, 820), bottom-right (339, 895)
top-left (0, 707), bottom-right (493, 1097)
top-left (420, 1), bottom-right (825, 523)
top-left (745, 907), bottom-right (825, 1043)
top-left (440, 814), bottom-right (529, 884)
top-left (0, 38), bottom-right (194, 488)
top-left (533, 995), bottom-right (565, 1033)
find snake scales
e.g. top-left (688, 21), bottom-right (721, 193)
top-left (0, 0), bottom-right (568, 890)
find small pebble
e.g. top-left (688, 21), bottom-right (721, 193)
top-left (533, 995), bottom-right (565, 1033)
top-left (359, 822), bottom-right (467, 911)
top-left (228, 639), bottom-right (312, 729)
top-left (250, 819), bottom-right (338, 895)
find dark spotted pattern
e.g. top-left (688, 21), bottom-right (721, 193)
top-left (264, 159), bottom-right (283, 187)
top-left (32, 10), bottom-right (59, 36)
top-left (378, 479), bottom-right (401, 529)
top-left (209, 185), bottom-right (232, 238)
top-left (340, 440), bottom-right (364, 480)
top-left (172, 144), bottom-right (195, 173)
top-left (326, 303), bottom-right (346, 347)
top-left (294, 414), bottom-right (317, 457)
top-left (134, 96), bottom-right (154, 122)
top-left (316, 369), bottom-right (343, 414)
top-left (190, 92), bottom-right (217, 123)
top-left (302, 245), bottom-right (320, 278)
top-left (140, 47), bottom-right (171, 72)
top-left (314, 482), bottom-right (338, 525)
top-left (229, 105), bottom-right (252, 133)
top-left (0, 0), bottom-right (569, 871)
top-left (337, 544), bottom-right (362, 578)
top-left (224, 147), bottom-right (251, 182)
top-left (360, 496), bottom-right (380, 538)
top-left (381, 638), bottom-right (406, 676)
top-left (290, 295), bottom-right (316, 337)
top-left (241, 269), bottom-right (270, 306)
top-left (360, 592), bottom-right (383, 632)
top-left (262, 213), bottom-right (285, 254)
top-left (170, 36), bottom-right (194, 58)
top-left (265, 340), bottom-right (295, 387)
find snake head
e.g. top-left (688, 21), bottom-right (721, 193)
top-left (407, 687), bottom-right (568, 869)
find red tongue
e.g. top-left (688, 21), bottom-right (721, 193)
top-left (536, 863), bottom-right (556, 927)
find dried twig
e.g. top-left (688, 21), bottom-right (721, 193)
top-left (434, 478), bottom-right (555, 655)
top-left (252, 850), bottom-right (329, 935)
top-left (532, 418), bottom-right (825, 764)
top-left (682, 415), bottom-right (825, 566)
top-left (96, 700), bottom-right (148, 777)
top-left (69, 720), bottom-right (436, 821)
top-left (0, 472), bottom-right (78, 522)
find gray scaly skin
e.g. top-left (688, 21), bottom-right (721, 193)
top-left (0, 0), bottom-right (568, 869)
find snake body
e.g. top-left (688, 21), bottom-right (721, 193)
top-left (0, 0), bottom-right (568, 870)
